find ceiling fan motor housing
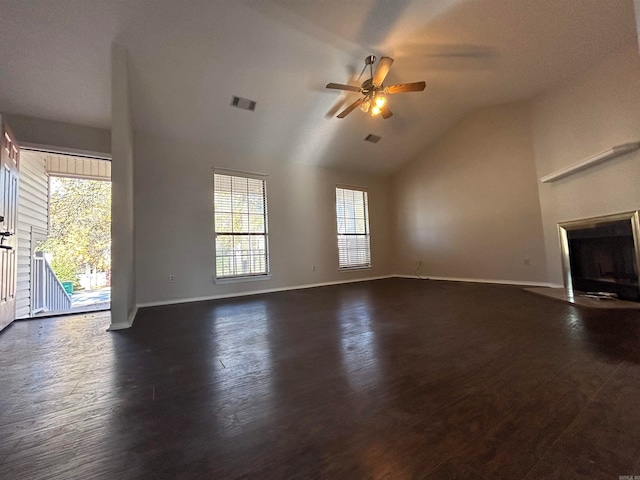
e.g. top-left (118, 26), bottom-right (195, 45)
top-left (361, 78), bottom-right (375, 93)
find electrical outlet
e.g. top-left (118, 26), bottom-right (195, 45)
top-left (169, 275), bottom-right (175, 282)
top-left (312, 265), bottom-right (316, 272)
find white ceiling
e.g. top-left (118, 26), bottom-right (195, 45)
top-left (0, 0), bottom-right (637, 175)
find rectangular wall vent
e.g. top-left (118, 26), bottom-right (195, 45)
top-left (231, 96), bottom-right (257, 111)
top-left (364, 134), bottom-right (381, 143)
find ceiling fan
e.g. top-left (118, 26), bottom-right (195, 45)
top-left (326, 55), bottom-right (426, 119)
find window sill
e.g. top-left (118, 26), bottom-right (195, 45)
top-left (215, 274), bottom-right (271, 285)
top-left (339, 266), bottom-right (372, 272)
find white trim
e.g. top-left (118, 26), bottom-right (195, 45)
top-left (114, 275), bottom-right (564, 320)
top-left (213, 167), bottom-right (267, 179)
top-left (107, 322), bottom-right (130, 331)
top-left (128, 306), bottom-right (138, 326)
top-left (137, 275), bottom-right (393, 309)
top-left (336, 183), bottom-right (368, 192)
top-left (48, 172), bottom-right (111, 182)
top-left (21, 142), bottom-right (111, 161)
top-left (394, 274), bottom-right (562, 288)
top-left (107, 305), bottom-right (138, 331)
top-left (339, 266), bottom-right (372, 272)
top-left (540, 142), bottom-right (640, 183)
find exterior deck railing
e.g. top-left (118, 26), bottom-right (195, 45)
top-left (32, 251), bottom-right (71, 314)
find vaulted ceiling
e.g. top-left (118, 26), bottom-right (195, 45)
top-left (0, 0), bottom-right (636, 175)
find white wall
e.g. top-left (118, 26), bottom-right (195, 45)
top-left (134, 132), bottom-right (392, 305)
top-left (391, 102), bottom-right (548, 284)
top-left (531, 41), bottom-right (640, 285)
top-left (110, 44), bottom-right (136, 328)
top-left (4, 113), bottom-right (110, 154)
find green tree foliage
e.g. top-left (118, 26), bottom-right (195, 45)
top-left (49, 256), bottom-right (79, 287)
top-left (37, 177), bottom-right (111, 284)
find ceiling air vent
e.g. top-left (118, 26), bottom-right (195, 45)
top-left (364, 134), bottom-right (381, 144)
top-left (231, 96), bottom-right (257, 111)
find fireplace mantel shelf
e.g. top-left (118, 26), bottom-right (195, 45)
top-left (540, 142), bottom-right (640, 183)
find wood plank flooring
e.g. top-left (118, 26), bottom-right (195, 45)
top-left (1, 278), bottom-right (639, 479)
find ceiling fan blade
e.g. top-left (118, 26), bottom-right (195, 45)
top-left (337, 98), bottom-right (364, 118)
top-left (381, 106), bottom-right (393, 119)
top-left (373, 56), bottom-right (394, 86)
top-left (385, 81), bottom-right (426, 94)
top-left (326, 83), bottom-right (361, 92)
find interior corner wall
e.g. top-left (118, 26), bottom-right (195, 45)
top-left (133, 133), bottom-right (392, 306)
top-left (391, 101), bottom-right (548, 284)
top-left (111, 44), bottom-right (136, 327)
top-left (531, 40), bottom-right (640, 285)
top-left (4, 113), bottom-right (110, 154)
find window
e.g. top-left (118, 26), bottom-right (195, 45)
top-left (214, 172), bottom-right (269, 279)
top-left (336, 186), bottom-right (371, 269)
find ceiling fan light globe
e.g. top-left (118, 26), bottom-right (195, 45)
top-left (371, 106), bottom-right (382, 116)
top-left (374, 96), bottom-right (386, 108)
top-left (360, 100), bottom-right (370, 113)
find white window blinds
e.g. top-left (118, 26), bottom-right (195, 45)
top-left (336, 186), bottom-right (371, 269)
top-left (214, 173), bottom-right (269, 278)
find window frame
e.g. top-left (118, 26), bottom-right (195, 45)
top-left (335, 184), bottom-right (372, 270)
top-left (213, 170), bottom-right (270, 282)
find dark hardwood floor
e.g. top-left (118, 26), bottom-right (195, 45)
top-left (1, 278), bottom-right (640, 479)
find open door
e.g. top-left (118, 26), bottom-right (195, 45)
top-left (0, 117), bottom-right (20, 332)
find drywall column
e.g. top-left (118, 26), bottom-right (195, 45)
top-left (110, 43), bottom-right (136, 329)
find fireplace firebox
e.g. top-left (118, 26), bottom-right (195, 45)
top-left (559, 211), bottom-right (640, 302)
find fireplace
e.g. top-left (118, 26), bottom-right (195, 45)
top-left (559, 211), bottom-right (640, 302)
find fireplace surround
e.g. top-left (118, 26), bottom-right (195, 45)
top-left (558, 211), bottom-right (640, 302)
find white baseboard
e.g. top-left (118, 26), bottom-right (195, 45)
top-left (537, 283), bottom-right (565, 289)
top-left (128, 305), bottom-right (138, 326)
top-left (107, 305), bottom-right (138, 331)
top-left (107, 322), bottom-right (130, 331)
top-left (114, 275), bottom-right (564, 322)
top-left (136, 275), bottom-right (394, 309)
top-left (394, 274), bottom-right (562, 288)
